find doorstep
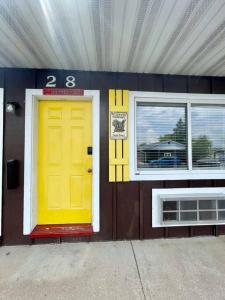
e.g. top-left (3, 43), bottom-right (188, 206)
top-left (30, 224), bottom-right (93, 238)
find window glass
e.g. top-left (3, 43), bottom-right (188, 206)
top-left (199, 211), bottom-right (216, 221)
top-left (136, 103), bottom-right (187, 170)
top-left (163, 212), bottom-right (178, 222)
top-left (180, 212), bottom-right (197, 221)
top-left (163, 200), bottom-right (177, 211)
top-left (219, 211), bottom-right (225, 220)
top-left (180, 200), bottom-right (197, 210)
top-left (218, 200), bottom-right (225, 209)
top-left (199, 199), bottom-right (216, 210)
top-left (192, 105), bottom-right (225, 169)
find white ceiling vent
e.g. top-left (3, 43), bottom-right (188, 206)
top-left (152, 188), bottom-right (225, 227)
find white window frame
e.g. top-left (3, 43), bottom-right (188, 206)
top-left (0, 89), bottom-right (3, 236)
top-left (130, 91), bottom-right (225, 181)
top-left (152, 187), bottom-right (225, 227)
top-left (23, 89), bottom-right (100, 235)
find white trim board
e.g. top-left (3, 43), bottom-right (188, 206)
top-left (23, 89), bottom-right (100, 235)
top-left (152, 187), bottom-right (225, 227)
top-left (0, 89), bottom-right (3, 236)
top-left (129, 91), bottom-right (225, 181)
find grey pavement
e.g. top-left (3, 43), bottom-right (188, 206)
top-left (1, 237), bottom-right (225, 300)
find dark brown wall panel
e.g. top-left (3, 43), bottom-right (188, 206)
top-left (89, 73), bottom-right (116, 240)
top-left (116, 73), bottom-right (139, 90)
top-left (138, 74), bottom-right (163, 91)
top-left (89, 72), bottom-right (116, 90)
top-left (189, 180), bottom-right (212, 188)
top-left (214, 180), bottom-right (225, 187)
top-left (116, 182), bottom-right (140, 239)
top-left (0, 69), bottom-right (4, 87)
top-left (212, 77), bottom-right (225, 94)
top-left (3, 69), bottom-right (36, 245)
top-left (188, 76), bottom-right (211, 93)
top-left (163, 75), bottom-right (187, 93)
top-left (142, 181), bottom-right (164, 239)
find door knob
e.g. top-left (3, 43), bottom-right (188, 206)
top-left (87, 168), bottom-right (92, 173)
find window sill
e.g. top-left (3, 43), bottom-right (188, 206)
top-left (153, 221), bottom-right (225, 228)
top-left (131, 170), bottom-right (225, 181)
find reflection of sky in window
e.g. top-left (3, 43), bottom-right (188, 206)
top-left (192, 106), bottom-right (225, 148)
top-left (137, 104), bottom-right (186, 145)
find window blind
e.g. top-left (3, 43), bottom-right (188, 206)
top-left (191, 105), bottom-right (225, 169)
top-left (136, 102), bottom-right (187, 170)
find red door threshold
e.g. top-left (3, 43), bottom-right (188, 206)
top-left (30, 224), bottom-right (93, 238)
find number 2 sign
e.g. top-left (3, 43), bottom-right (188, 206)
top-left (46, 75), bottom-right (76, 88)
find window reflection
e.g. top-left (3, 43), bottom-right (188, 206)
top-left (192, 105), bottom-right (225, 169)
top-left (136, 103), bottom-right (187, 170)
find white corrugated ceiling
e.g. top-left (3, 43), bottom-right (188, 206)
top-left (0, 0), bottom-right (225, 76)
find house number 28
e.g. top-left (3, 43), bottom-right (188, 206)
top-left (46, 75), bottom-right (76, 88)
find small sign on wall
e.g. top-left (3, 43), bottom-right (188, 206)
top-left (110, 112), bottom-right (128, 140)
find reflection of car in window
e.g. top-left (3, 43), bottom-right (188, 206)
top-left (196, 157), bottom-right (221, 167)
top-left (148, 156), bottom-right (181, 167)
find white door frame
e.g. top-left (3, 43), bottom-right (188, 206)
top-left (0, 89), bottom-right (3, 236)
top-left (23, 89), bottom-right (100, 235)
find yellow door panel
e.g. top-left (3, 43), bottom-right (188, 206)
top-left (47, 127), bottom-right (62, 164)
top-left (71, 127), bottom-right (84, 165)
top-left (38, 100), bottom-right (92, 224)
top-left (47, 175), bottom-right (62, 208)
top-left (70, 176), bottom-right (83, 208)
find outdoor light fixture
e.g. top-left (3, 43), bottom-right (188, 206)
top-left (6, 102), bottom-right (20, 114)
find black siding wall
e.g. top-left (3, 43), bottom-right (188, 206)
top-left (1, 68), bottom-right (225, 245)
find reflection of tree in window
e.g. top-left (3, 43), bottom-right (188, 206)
top-left (192, 135), bottom-right (212, 161)
top-left (159, 118), bottom-right (186, 144)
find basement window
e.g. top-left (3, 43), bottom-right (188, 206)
top-left (162, 197), bottom-right (225, 224)
top-left (152, 188), bottom-right (225, 227)
top-left (130, 92), bottom-right (225, 180)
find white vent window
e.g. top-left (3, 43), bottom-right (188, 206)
top-left (152, 188), bottom-right (225, 227)
top-left (162, 196), bottom-right (225, 225)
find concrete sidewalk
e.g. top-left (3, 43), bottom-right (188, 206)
top-left (1, 237), bottom-right (225, 300)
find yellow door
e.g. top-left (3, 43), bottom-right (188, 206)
top-left (37, 100), bottom-right (92, 224)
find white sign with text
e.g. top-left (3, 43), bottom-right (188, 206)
top-left (110, 112), bottom-right (128, 140)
